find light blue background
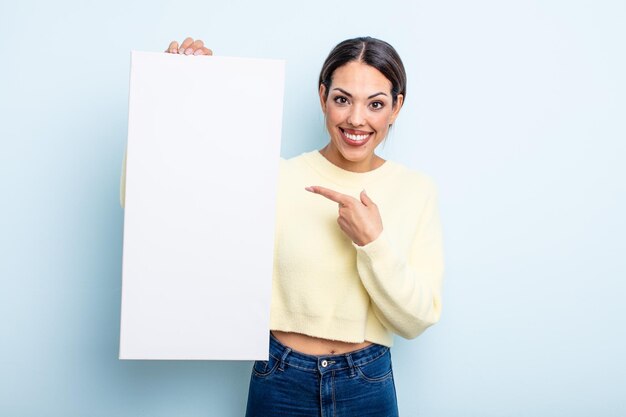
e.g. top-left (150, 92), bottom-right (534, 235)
top-left (1, 0), bottom-right (625, 416)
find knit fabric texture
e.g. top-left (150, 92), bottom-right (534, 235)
top-left (270, 150), bottom-right (444, 347)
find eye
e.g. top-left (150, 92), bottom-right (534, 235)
top-left (370, 101), bottom-right (385, 110)
top-left (333, 95), bottom-right (349, 105)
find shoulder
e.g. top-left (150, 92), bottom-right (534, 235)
top-left (278, 151), bottom-right (316, 174)
top-left (385, 160), bottom-right (439, 197)
top-left (275, 152), bottom-right (313, 192)
top-left (280, 151), bottom-right (312, 165)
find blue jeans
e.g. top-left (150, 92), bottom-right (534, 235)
top-left (245, 333), bottom-right (399, 417)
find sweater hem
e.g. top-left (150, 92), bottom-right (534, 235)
top-left (270, 310), bottom-right (394, 347)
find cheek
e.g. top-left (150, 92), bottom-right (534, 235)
top-left (325, 107), bottom-right (346, 125)
top-left (372, 112), bottom-right (394, 131)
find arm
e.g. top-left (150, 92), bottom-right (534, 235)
top-left (352, 184), bottom-right (444, 339)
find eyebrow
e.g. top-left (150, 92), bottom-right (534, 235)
top-left (332, 88), bottom-right (388, 99)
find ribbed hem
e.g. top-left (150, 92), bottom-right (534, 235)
top-left (270, 309), bottom-right (394, 347)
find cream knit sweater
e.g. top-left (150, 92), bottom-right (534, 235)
top-left (269, 150), bottom-right (444, 347)
top-left (120, 150), bottom-right (444, 347)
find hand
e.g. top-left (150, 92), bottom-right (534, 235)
top-left (165, 37), bottom-right (213, 56)
top-left (305, 186), bottom-right (383, 247)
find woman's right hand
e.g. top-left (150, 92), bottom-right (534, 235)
top-left (165, 37), bottom-right (212, 56)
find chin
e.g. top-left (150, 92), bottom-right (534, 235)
top-left (338, 148), bottom-right (371, 162)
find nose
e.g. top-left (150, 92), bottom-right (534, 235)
top-left (347, 104), bottom-right (365, 127)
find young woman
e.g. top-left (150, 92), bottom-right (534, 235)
top-left (127, 36), bottom-right (445, 416)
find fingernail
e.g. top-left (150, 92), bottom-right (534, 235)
top-left (178, 48), bottom-right (185, 54)
top-left (194, 49), bottom-right (202, 56)
top-left (185, 48), bottom-right (193, 55)
top-left (305, 186), bottom-right (313, 192)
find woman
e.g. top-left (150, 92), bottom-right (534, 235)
top-left (126, 36), bottom-right (444, 416)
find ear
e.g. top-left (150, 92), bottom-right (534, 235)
top-left (389, 94), bottom-right (404, 124)
top-left (319, 84), bottom-right (328, 113)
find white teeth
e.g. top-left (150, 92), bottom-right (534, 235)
top-left (344, 132), bottom-right (370, 141)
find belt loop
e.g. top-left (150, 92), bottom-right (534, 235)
top-left (278, 347), bottom-right (291, 371)
top-left (345, 353), bottom-right (356, 377)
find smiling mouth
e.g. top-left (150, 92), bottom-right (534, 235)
top-left (339, 127), bottom-right (373, 143)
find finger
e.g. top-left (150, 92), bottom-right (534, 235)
top-left (359, 189), bottom-right (376, 207)
top-left (336, 217), bottom-right (357, 243)
top-left (305, 186), bottom-right (351, 205)
top-left (186, 39), bottom-right (204, 55)
top-left (179, 37), bottom-right (194, 53)
top-left (166, 41), bottom-right (179, 53)
top-left (337, 216), bottom-right (347, 230)
top-left (194, 46), bottom-right (213, 56)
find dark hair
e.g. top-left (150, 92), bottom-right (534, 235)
top-left (318, 36), bottom-right (407, 106)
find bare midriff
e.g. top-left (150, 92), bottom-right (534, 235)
top-left (271, 330), bottom-right (372, 356)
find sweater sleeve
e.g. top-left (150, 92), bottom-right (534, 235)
top-left (352, 183), bottom-right (444, 339)
top-left (120, 147), bottom-right (127, 209)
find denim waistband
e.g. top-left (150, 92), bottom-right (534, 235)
top-left (269, 333), bottom-right (390, 374)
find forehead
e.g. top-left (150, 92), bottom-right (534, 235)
top-left (330, 61), bottom-right (392, 94)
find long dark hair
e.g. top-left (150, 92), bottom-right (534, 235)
top-left (318, 37), bottom-right (407, 106)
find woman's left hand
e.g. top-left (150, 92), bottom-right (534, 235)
top-left (305, 186), bottom-right (383, 246)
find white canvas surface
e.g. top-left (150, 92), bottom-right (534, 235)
top-left (120, 51), bottom-right (285, 360)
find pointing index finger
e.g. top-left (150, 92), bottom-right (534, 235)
top-left (305, 186), bottom-right (351, 205)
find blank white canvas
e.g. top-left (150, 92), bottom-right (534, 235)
top-left (120, 51), bottom-right (285, 360)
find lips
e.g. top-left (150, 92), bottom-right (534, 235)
top-left (339, 127), bottom-right (373, 146)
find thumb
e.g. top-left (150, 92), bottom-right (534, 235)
top-left (360, 189), bottom-right (374, 206)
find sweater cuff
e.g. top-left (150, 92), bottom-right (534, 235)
top-left (352, 229), bottom-right (393, 259)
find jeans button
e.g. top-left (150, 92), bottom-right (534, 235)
top-left (321, 360), bottom-right (328, 368)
